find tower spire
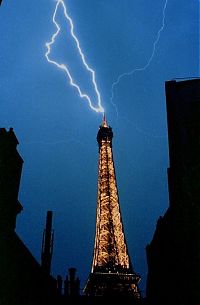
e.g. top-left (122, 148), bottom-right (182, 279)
top-left (102, 113), bottom-right (108, 128)
top-left (84, 120), bottom-right (141, 299)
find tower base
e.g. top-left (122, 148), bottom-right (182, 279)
top-left (84, 271), bottom-right (141, 299)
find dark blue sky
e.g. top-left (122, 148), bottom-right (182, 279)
top-left (0, 0), bottom-right (199, 296)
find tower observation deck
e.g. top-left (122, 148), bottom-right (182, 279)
top-left (84, 116), bottom-right (141, 300)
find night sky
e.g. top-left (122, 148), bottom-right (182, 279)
top-left (0, 0), bottom-right (198, 296)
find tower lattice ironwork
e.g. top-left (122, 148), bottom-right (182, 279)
top-left (84, 116), bottom-right (141, 299)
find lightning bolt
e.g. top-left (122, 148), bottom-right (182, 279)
top-left (45, 0), bottom-right (104, 114)
top-left (110, 0), bottom-right (168, 116)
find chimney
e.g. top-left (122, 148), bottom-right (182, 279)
top-left (65, 268), bottom-right (80, 297)
top-left (57, 275), bottom-right (63, 296)
top-left (41, 211), bottom-right (54, 275)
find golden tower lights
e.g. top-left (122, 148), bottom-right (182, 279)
top-left (84, 116), bottom-right (141, 300)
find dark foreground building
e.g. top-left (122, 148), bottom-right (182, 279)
top-left (146, 79), bottom-right (200, 305)
top-left (0, 128), bottom-right (58, 305)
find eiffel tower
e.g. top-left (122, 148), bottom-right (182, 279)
top-left (84, 116), bottom-right (141, 299)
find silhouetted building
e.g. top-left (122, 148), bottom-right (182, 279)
top-left (0, 128), bottom-right (23, 234)
top-left (146, 79), bottom-right (200, 305)
top-left (0, 128), bottom-right (57, 305)
top-left (84, 116), bottom-right (141, 303)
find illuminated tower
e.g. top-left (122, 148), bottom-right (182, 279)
top-left (84, 116), bottom-right (141, 299)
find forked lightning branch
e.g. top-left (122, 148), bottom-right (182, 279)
top-left (45, 0), bottom-right (104, 114)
